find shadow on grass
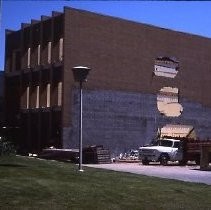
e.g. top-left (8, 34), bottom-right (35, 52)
top-left (0, 163), bottom-right (27, 168)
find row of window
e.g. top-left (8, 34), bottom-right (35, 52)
top-left (9, 38), bottom-right (63, 72)
top-left (23, 82), bottom-right (62, 109)
top-left (27, 38), bottom-right (63, 68)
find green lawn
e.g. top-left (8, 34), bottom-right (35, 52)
top-left (0, 155), bottom-right (211, 210)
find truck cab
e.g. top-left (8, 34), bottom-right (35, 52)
top-left (139, 138), bottom-right (183, 165)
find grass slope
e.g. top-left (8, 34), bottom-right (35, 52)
top-left (0, 155), bottom-right (211, 210)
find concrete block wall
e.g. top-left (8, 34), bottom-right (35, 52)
top-left (63, 89), bottom-right (211, 156)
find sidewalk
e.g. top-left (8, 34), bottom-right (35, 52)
top-left (85, 163), bottom-right (211, 185)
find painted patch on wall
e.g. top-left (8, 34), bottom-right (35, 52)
top-left (157, 87), bottom-right (183, 117)
top-left (159, 124), bottom-right (196, 139)
top-left (154, 56), bottom-right (179, 78)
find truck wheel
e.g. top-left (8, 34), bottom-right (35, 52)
top-left (195, 159), bottom-right (200, 165)
top-left (142, 159), bottom-right (149, 165)
top-left (160, 154), bottom-right (169, 166)
top-left (179, 160), bottom-right (187, 166)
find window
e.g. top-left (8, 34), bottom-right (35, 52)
top-left (158, 140), bottom-right (173, 147)
top-left (26, 86), bottom-right (30, 109)
top-left (36, 86), bottom-right (40, 108)
top-left (173, 142), bottom-right (181, 148)
top-left (12, 50), bottom-right (21, 71)
top-left (59, 38), bottom-right (63, 61)
top-left (27, 48), bottom-right (31, 68)
top-left (37, 44), bottom-right (41, 65)
top-left (47, 42), bottom-right (52, 64)
top-left (46, 83), bottom-right (51, 107)
top-left (58, 82), bottom-right (62, 106)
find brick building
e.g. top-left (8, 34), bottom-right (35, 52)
top-left (4, 7), bottom-right (211, 155)
top-left (0, 71), bottom-right (4, 125)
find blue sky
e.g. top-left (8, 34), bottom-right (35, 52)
top-left (1, 1), bottom-right (211, 70)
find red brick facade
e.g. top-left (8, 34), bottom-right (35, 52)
top-left (4, 7), bottom-right (211, 153)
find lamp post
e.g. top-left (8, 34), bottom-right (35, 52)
top-left (72, 66), bottom-right (91, 172)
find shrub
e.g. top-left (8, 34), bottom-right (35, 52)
top-left (0, 137), bottom-right (16, 156)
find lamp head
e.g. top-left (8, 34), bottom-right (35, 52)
top-left (72, 66), bottom-right (91, 83)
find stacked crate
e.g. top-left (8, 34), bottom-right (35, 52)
top-left (83, 145), bottom-right (111, 164)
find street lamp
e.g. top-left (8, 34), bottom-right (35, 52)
top-left (72, 66), bottom-right (91, 172)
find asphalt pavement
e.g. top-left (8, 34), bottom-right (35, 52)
top-left (85, 162), bottom-right (211, 185)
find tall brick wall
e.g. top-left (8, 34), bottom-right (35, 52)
top-left (62, 8), bottom-right (211, 155)
top-left (62, 89), bottom-right (211, 156)
top-left (63, 8), bottom-right (211, 130)
top-left (0, 72), bottom-right (4, 125)
top-left (5, 7), bottom-right (211, 153)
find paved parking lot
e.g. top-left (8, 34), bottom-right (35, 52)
top-left (86, 163), bottom-right (211, 185)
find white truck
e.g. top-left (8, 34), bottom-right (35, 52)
top-left (139, 138), bottom-right (183, 165)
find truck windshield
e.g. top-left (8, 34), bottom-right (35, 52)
top-left (157, 140), bottom-right (173, 147)
top-left (173, 142), bottom-right (180, 148)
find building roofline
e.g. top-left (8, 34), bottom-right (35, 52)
top-left (64, 6), bottom-right (211, 41)
top-left (5, 6), bottom-right (211, 41)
